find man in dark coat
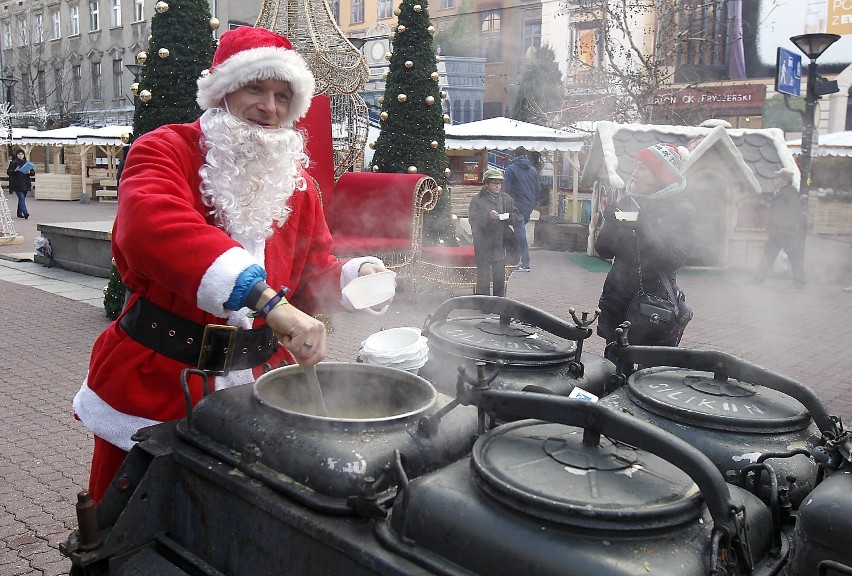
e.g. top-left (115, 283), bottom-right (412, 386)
top-left (469, 168), bottom-right (518, 297)
top-left (752, 168), bottom-right (806, 288)
top-left (502, 146), bottom-right (538, 271)
top-left (595, 143), bottom-right (696, 375)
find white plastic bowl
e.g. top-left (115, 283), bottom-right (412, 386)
top-left (342, 270), bottom-right (397, 309)
top-left (361, 327), bottom-right (423, 356)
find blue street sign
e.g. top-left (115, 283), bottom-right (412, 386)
top-left (775, 47), bottom-right (802, 97)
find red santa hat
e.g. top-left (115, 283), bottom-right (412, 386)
top-left (636, 143), bottom-right (689, 186)
top-left (196, 26), bottom-right (315, 126)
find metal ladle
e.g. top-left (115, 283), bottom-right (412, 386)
top-left (303, 365), bottom-right (329, 417)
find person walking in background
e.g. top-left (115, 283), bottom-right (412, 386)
top-left (595, 143), bottom-right (696, 376)
top-left (502, 146), bottom-right (538, 272)
top-left (469, 168), bottom-right (518, 297)
top-left (7, 148), bottom-right (34, 219)
top-left (752, 167), bottom-right (806, 288)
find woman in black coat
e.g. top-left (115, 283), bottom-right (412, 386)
top-left (595, 143), bottom-right (696, 374)
top-left (7, 148), bottom-right (34, 219)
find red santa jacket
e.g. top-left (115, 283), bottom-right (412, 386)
top-left (74, 120), bottom-right (345, 450)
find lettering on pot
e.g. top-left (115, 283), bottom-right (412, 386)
top-left (645, 382), bottom-right (766, 415)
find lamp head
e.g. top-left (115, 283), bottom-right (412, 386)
top-left (790, 33), bottom-right (840, 60)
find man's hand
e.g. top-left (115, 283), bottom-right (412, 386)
top-left (264, 301), bottom-right (327, 367)
top-left (358, 261), bottom-right (393, 310)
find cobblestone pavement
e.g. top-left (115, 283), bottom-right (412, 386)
top-left (1, 198), bottom-right (851, 575)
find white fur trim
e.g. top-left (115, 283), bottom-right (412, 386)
top-left (73, 377), bottom-right (160, 451)
top-left (197, 46), bottom-right (315, 125)
top-left (340, 257), bottom-right (389, 314)
top-left (197, 246), bottom-right (260, 317)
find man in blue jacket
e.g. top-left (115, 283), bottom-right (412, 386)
top-left (502, 147), bottom-right (539, 271)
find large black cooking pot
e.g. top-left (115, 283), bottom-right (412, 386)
top-left (376, 390), bottom-right (786, 576)
top-left (420, 296), bottom-right (614, 398)
top-left (176, 363), bottom-right (478, 515)
top-left (600, 344), bottom-right (840, 508)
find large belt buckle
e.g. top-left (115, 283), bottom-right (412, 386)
top-left (198, 324), bottom-right (239, 375)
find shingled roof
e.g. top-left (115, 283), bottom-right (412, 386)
top-left (580, 121), bottom-right (798, 194)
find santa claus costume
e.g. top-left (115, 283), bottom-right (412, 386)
top-left (73, 27), bottom-right (383, 502)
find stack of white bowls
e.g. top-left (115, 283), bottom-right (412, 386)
top-left (359, 327), bottom-right (429, 374)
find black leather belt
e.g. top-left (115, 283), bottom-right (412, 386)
top-left (119, 297), bottom-right (278, 375)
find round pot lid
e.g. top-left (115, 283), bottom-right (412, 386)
top-left (471, 421), bottom-right (704, 530)
top-left (427, 317), bottom-right (577, 366)
top-left (626, 367), bottom-right (811, 433)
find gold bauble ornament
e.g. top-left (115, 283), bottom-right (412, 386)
top-left (394, 7), bottom-right (401, 15)
top-left (382, 71), bottom-right (389, 80)
top-left (414, 4), bottom-right (422, 11)
top-left (444, 168), bottom-right (451, 177)
top-left (155, 1), bottom-right (169, 13)
top-left (430, 72), bottom-right (439, 81)
top-left (430, 141), bottom-right (438, 149)
top-left (385, 52), bottom-right (393, 61)
top-left (405, 60), bottom-right (414, 69)
top-left (440, 90), bottom-right (448, 99)
top-left (120, 132), bottom-right (132, 144)
top-left (390, 32), bottom-right (395, 40)
top-left (380, 111), bottom-right (388, 121)
top-left (130, 82), bottom-right (139, 95)
top-left (425, 95), bottom-right (435, 105)
top-left (158, 47), bottom-right (170, 59)
top-left (136, 51), bottom-right (148, 64)
top-left (436, 186), bottom-right (443, 193)
top-left (397, 25), bottom-right (406, 33)
top-left (372, 165), bottom-right (380, 172)
top-left (139, 89), bottom-right (152, 103)
top-left (397, 93), bottom-right (407, 103)
top-left (407, 166), bottom-right (417, 174)
top-left (200, 68), bottom-right (210, 78)
top-left (209, 17), bottom-right (220, 30)
top-left (378, 96), bottom-right (384, 104)
top-left (369, 141), bottom-right (376, 149)
top-left (442, 114), bottom-right (450, 123)
top-left (427, 25), bottom-right (435, 35)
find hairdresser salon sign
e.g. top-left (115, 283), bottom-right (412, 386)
top-left (652, 85), bottom-right (766, 112)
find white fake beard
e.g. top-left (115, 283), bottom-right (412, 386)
top-left (198, 108), bottom-right (308, 245)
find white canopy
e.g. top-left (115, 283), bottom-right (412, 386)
top-left (787, 131), bottom-right (852, 157)
top-left (444, 117), bottom-right (586, 152)
top-left (11, 125), bottom-right (131, 146)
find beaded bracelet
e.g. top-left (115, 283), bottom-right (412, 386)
top-left (250, 286), bottom-right (290, 318)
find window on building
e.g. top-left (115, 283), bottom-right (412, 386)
top-left (2, 22), bottom-right (11, 50)
top-left (328, 0), bottom-right (339, 23)
top-left (570, 21), bottom-right (602, 76)
top-left (92, 61), bottom-right (102, 99)
top-left (453, 100), bottom-right (460, 123)
top-left (111, 0), bottom-right (121, 27)
top-left (37, 70), bottom-right (46, 104)
top-left (480, 8), bottom-right (501, 63)
top-left (134, 0), bottom-right (144, 22)
top-left (16, 15), bottom-right (27, 47)
top-left (441, 0), bottom-right (454, 8)
top-left (112, 59), bottom-right (123, 98)
top-left (50, 9), bottom-right (61, 40)
top-left (522, 17), bottom-right (541, 56)
top-left (54, 68), bottom-right (64, 103)
top-left (378, 0), bottom-right (392, 19)
top-left (676, 0), bottom-right (728, 73)
top-left (35, 14), bottom-right (44, 43)
top-left (351, 0), bottom-right (364, 24)
top-left (90, 1), bottom-right (100, 31)
top-left (73, 65), bottom-right (82, 101)
top-left (475, 99), bottom-right (482, 121)
top-left (21, 73), bottom-right (30, 106)
top-left (463, 99), bottom-right (471, 123)
top-left (70, 5), bottom-right (80, 35)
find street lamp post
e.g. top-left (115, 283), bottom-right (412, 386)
top-left (789, 33), bottom-right (840, 202)
top-left (0, 77), bottom-right (18, 157)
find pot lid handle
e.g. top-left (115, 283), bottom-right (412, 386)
top-left (612, 345), bottom-right (838, 436)
top-left (424, 296), bottom-right (592, 342)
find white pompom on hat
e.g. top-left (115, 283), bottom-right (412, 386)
top-left (196, 26), bottom-right (315, 126)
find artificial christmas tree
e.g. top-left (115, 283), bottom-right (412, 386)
top-left (103, 0), bottom-right (216, 319)
top-left (371, 0), bottom-right (452, 245)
